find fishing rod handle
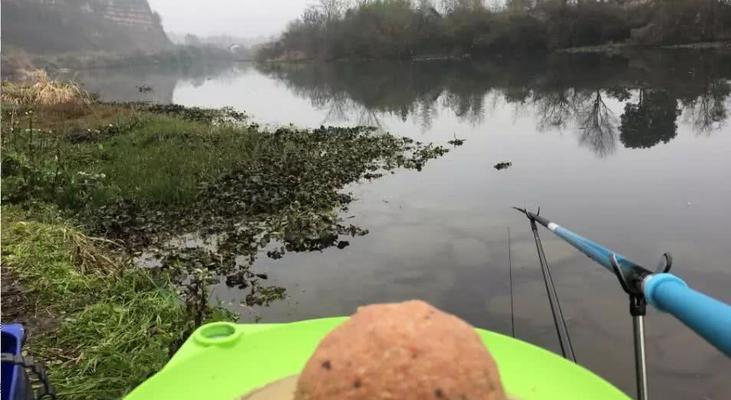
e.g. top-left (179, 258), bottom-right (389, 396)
top-left (644, 273), bottom-right (731, 357)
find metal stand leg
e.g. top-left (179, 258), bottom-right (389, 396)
top-left (610, 255), bottom-right (650, 400)
top-left (633, 314), bottom-right (648, 400)
top-left (530, 219), bottom-right (576, 362)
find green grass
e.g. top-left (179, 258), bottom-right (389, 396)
top-left (91, 116), bottom-right (261, 205)
top-left (1, 206), bottom-right (200, 399)
top-left (2, 102), bottom-right (254, 205)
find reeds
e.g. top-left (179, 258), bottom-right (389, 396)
top-left (1, 70), bottom-right (92, 107)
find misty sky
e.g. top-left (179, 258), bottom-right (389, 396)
top-left (148, 0), bottom-right (312, 38)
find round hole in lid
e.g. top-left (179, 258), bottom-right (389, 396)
top-left (195, 322), bottom-right (241, 346)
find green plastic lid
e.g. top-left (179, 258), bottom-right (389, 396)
top-left (126, 318), bottom-right (629, 399)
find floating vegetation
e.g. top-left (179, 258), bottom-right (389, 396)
top-left (494, 161), bottom-right (513, 170)
top-left (448, 134), bottom-right (466, 146)
top-left (142, 103), bottom-right (248, 125)
top-left (95, 124), bottom-right (450, 307)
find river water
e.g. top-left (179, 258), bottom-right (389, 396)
top-left (63, 50), bottom-right (731, 399)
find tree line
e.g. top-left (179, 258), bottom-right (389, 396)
top-left (257, 0), bottom-right (731, 61)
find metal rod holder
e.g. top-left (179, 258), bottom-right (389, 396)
top-left (514, 206), bottom-right (673, 399)
top-left (529, 217), bottom-right (576, 362)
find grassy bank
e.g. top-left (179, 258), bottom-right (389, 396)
top-left (1, 207), bottom-right (217, 399)
top-left (1, 76), bottom-right (449, 398)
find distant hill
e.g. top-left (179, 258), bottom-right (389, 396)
top-left (1, 0), bottom-right (171, 54)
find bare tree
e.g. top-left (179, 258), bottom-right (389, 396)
top-left (322, 94), bottom-right (355, 124)
top-left (442, 91), bottom-right (486, 125)
top-left (576, 90), bottom-right (617, 157)
top-left (533, 88), bottom-right (577, 131)
top-left (418, 0), bottom-right (436, 12)
top-left (319, 0), bottom-right (349, 21)
top-left (416, 92), bottom-right (441, 132)
top-left (683, 80), bottom-right (730, 134)
top-left (357, 109), bottom-right (385, 130)
top-left (441, 0), bottom-right (485, 13)
top-left (320, 95), bottom-right (385, 130)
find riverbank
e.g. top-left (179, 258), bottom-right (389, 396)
top-left (1, 45), bottom-right (246, 81)
top-left (555, 40), bottom-right (731, 54)
top-left (258, 39), bottom-right (731, 64)
top-left (1, 77), bottom-right (450, 399)
top-left (1, 206), bottom-right (222, 399)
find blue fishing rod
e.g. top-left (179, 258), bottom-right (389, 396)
top-left (514, 208), bottom-right (731, 400)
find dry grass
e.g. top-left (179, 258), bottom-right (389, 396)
top-left (1, 70), bottom-right (92, 107)
top-left (65, 227), bottom-right (124, 275)
top-left (1, 71), bottom-right (137, 133)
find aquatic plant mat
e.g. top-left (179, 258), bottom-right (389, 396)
top-left (1, 87), bottom-right (450, 398)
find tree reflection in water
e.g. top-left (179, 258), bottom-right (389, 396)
top-left (321, 95), bottom-right (385, 130)
top-left (534, 89), bottom-right (576, 131)
top-left (620, 89), bottom-right (680, 149)
top-left (577, 91), bottom-right (618, 157)
top-left (682, 80), bottom-right (730, 134)
top-left (258, 51), bottom-right (731, 157)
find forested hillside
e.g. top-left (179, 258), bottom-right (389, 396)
top-left (2, 0), bottom-right (170, 54)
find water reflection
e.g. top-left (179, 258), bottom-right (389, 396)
top-left (682, 80), bottom-right (730, 133)
top-left (576, 91), bottom-right (618, 157)
top-left (56, 62), bottom-right (245, 103)
top-left (620, 89), bottom-right (680, 149)
top-left (257, 51), bottom-right (731, 156)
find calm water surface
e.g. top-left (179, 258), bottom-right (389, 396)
top-left (65, 51), bottom-right (731, 399)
